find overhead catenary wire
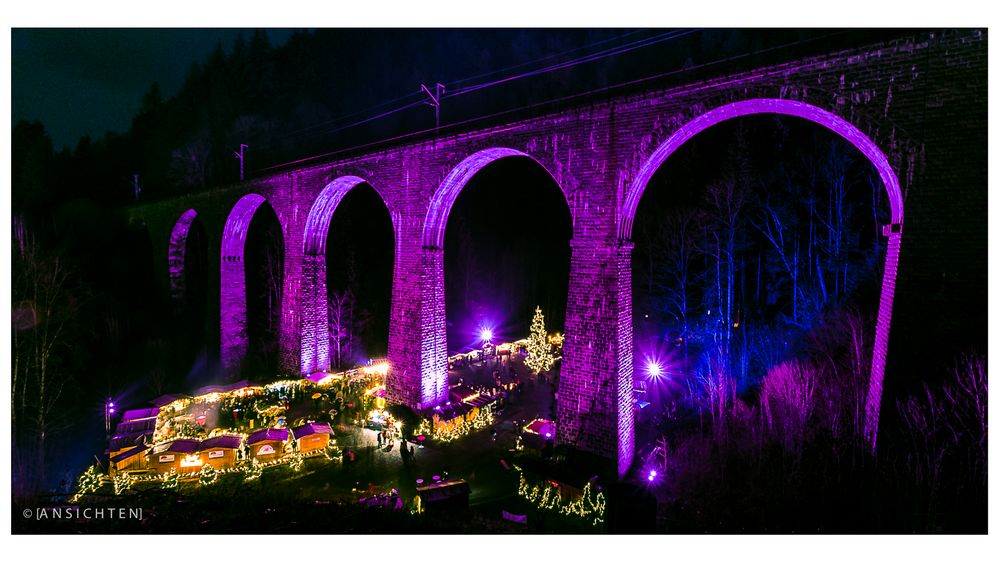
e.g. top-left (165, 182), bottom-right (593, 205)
top-left (263, 30), bottom-right (655, 144)
top-left (260, 29), bottom-right (699, 149)
top-left (257, 30), bottom-right (848, 173)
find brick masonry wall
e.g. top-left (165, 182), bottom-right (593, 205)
top-left (129, 30), bottom-right (986, 477)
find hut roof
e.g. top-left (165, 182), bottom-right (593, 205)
top-left (246, 428), bottom-right (289, 445)
top-left (151, 438), bottom-right (201, 454)
top-left (467, 394), bottom-right (497, 409)
top-left (199, 435), bottom-right (243, 450)
top-left (432, 402), bottom-right (472, 422)
top-left (448, 385), bottom-right (477, 402)
top-left (194, 379), bottom-right (254, 396)
top-left (121, 407), bottom-right (160, 422)
top-left (292, 422), bottom-right (333, 440)
top-left (524, 419), bottom-right (555, 438)
top-left (114, 417), bottom-right (157, 436)
top-left (110, 444), bottom-right (148, 463)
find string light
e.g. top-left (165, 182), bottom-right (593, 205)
top-left (198, 464), bottom-right (219, 486)
top-left (516, 468), bottom-right (606, 526)
top-left (161, 468), bottom-right (180, 489)
top-left (72, 465), bottom-right (102, 502)
top-left (113, 472), bottom-right (134, 495)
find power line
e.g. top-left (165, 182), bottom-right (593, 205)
top-left (445, 29), bottom-right (653, 87)
top-left (265, 30), bottom-right (653, 144)
top-left (262, 29), bottom-right (700, 149)
top-left (446, 29), bottom-right (702, 98)
top-left (257, 30), bottom-right (849, 174)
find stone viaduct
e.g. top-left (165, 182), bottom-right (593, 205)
top-left (129, 30), bottom-right (987, 477)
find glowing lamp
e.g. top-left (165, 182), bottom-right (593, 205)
top-left (646, 361), bottom-right (663, 379)
top-left (480, 328), bottom-right (493, 342)
top-left (180, 454), bottom-right (204, 468)
top-left (648, 469), bottom-right (657, 482)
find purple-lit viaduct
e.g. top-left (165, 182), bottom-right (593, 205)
top-left (131, 31), bottom-right (986, 477)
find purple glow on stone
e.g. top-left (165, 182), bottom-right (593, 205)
top-left (167, 208), bottom-right (199, 302)
top-left (423, 148), bottom-right (530, 249)
top-left (623, 99), bottom-right (904, 452)
top-left (220, 193), bottom-right (270, 374)
top-left (418, 147), bottom-right (573, 413)
top-left (303, 176), bottom-right (369, 256)
top-left (300, 176), bottom-right (396, 375)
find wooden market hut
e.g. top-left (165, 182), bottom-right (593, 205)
top-left (146, 438), bottom-right (202, 475)
top-left (414, 479), bottom-right (470, 513)
top-left (107, 407), bottom-right (159, 464)
top-left (448, 385), bottom-right (479, 404)
top-left (198, 434), bottom-right (243, 470)
top-left (429, 402), bottom-right (477, 433)
top-left (245, 428), bottom-right (289, 461)
top-left (110, 444), bottom-right (148, 475)
top-left (291, 422), bottom-right (334, 454)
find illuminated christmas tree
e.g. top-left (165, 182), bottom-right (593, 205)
top-left (525, 306), bottom-right (555, 375)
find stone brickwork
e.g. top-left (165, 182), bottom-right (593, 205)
top-left (129, 30), bottom-right (987, 477)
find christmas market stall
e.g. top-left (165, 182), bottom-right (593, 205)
top-left (414, 479), bottom-right (470, 514)
top-left (246, 428), bottom-right (289, 461)
top-left (110, 444), bottom-right (148, 475)
top-left (107, 407), bottom-right (159, 461)
top-left (146, 438), bottom-right (203, 475)
top-left (198, 434), bottom-right (243, 470)
top-left (292, 422), bottom-right (334, 454)
top-left (523, 419), bottom-right (555, 439)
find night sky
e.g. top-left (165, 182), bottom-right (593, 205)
top-left (12, 29), bottom-right (298, 149)
top-left (12, 29), bottom-right (912, 153)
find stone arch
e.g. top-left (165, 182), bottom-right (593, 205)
top-left (300, 176), bottom-right (395, 374)
top-left (220, 193), bottom-right (283, 375)
top-left (402, 147), bottom-right (572, 410)
top-left (620, 98), bottom-right (904, 450)
top-left (423, 147), bottom-right (571, 248)
top-left (167, 208), bottom-right (201, 302)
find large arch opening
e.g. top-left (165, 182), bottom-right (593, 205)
top-left (301, 176), bottom-right (394, 373)
top-left (220, 193), bottom-right (285, 378)
top-left (167, 209), bottom-right (209, 381)
top-left (623, 99), bottom-right (903, 455)
top-left (425, 148), bottom-right (572, 420)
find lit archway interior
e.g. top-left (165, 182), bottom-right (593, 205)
top-left (301, 176), bottom-right (394, 373)
top-left (420, 147), bottom-right (572, 407)
top-left (621, 99), bottom-right (904, 449)
top-left (220, 193), bottom-right (285, 376)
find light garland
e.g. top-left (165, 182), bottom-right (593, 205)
top-left (416, 408), bottom-right (495, 443)
top-left (113, 472), bottom-right (134, 495)
top-left (288, 452), bottom-right (304, 472)
top-left (323, 440), bottom-right (341, 461)
top-left (72, 465), bottom-right (102, 502)
top-left (243, 458), bottom-right (264, 481)
top-left (198, 464), bottom-right (219, 486)
top-left (161, 468), bottom-right (179, 489)
top-left (525, 307), bottom-right (556, 375)
top-left (516, 469), bottom-right (606, 527)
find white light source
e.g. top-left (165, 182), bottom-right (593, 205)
top-left (646, 361), bottom-right (663, 379)
top-left (480, 328), bottom-right (493, 342)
